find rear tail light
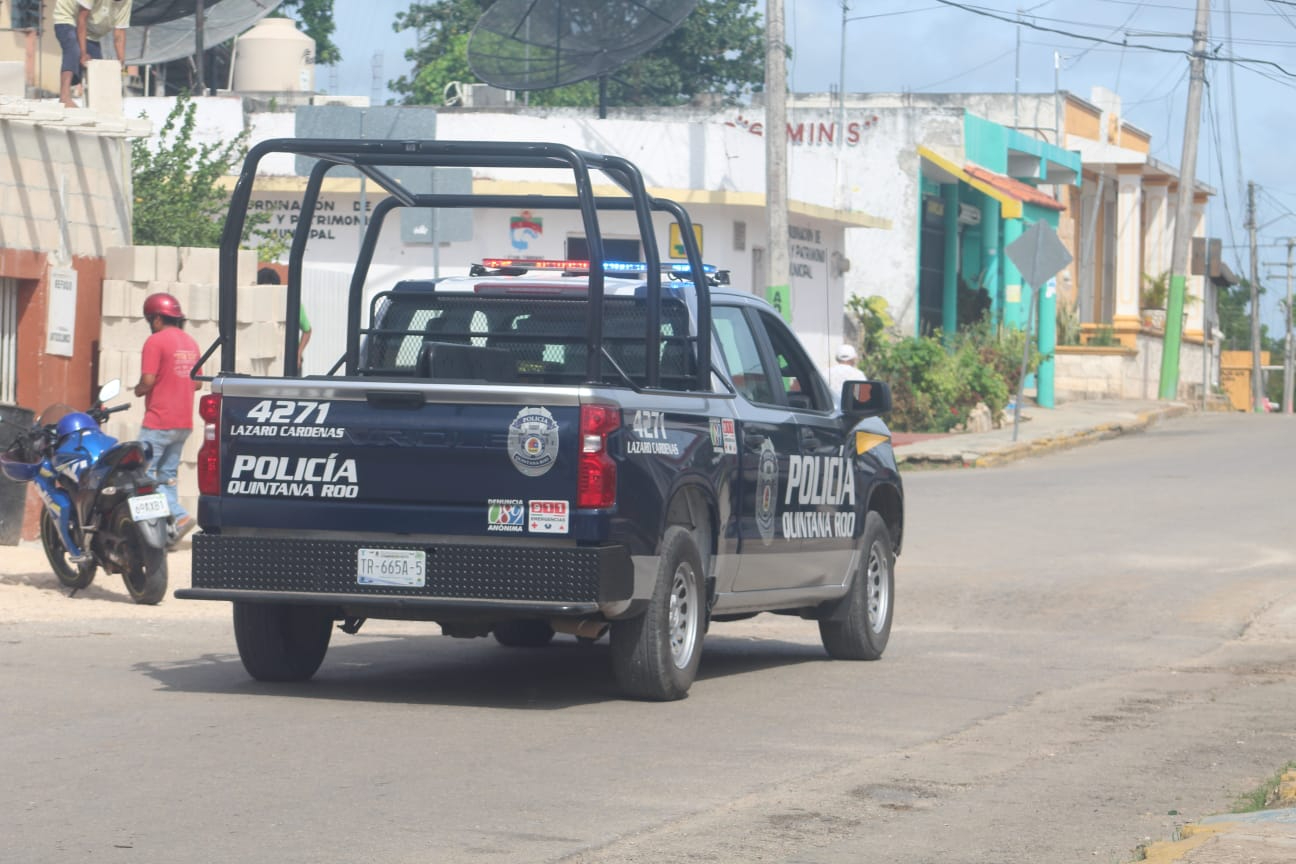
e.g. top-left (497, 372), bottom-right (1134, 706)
top-left (118, 447), bottom-right (145, 469)
top-left (577, 404), bottom-right (620, 509)
top-left (197, 394), bottom-right (221, 496)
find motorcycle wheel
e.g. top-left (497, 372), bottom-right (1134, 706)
top-left (40, 510), bottom-right (96, 590)
top-left (114, 509), bottom-right (168, 605)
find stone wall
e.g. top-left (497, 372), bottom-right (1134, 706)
top-left (98, 245), bottom-right (270, 518)
top-left (1055, 335), bottom-right (1215, 401)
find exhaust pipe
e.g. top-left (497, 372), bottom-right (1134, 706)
top-left (550, 618), bottom-right (608, 640)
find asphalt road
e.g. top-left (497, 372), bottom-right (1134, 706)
top-left (3, 412), bottom-right (1295, 864)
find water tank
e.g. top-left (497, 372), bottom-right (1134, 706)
top-left (233, 17), bottom-right (316, 93)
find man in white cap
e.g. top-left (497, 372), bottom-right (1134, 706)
top-left (826, 343), bottom-right (867, 403)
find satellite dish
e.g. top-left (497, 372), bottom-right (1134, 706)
top-left (467, 0), bottom-right (699, 92)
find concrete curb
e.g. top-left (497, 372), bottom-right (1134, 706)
top-left (895, 404), bottom-right (1193, 470)
top-left (1138, 822), bottom-right (1234, 863)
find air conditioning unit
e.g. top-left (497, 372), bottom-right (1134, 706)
top-left (457, 83), bottom-right (516, 108)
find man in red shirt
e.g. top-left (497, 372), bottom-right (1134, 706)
top-left (134, 292), bottom-right (201, 547)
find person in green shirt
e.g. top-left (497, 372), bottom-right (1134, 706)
top-left (297, 305), bottom-right (312, 370)
top-left (258, 266), bottom-right (311, 371)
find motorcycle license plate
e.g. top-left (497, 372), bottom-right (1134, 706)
top-left (357, 548), bottom-right (426, 588)
top-left (128, 493), bottom-right (169, 522)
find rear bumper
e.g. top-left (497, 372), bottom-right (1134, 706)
top-left (180, 533), bottom-right (634, 615)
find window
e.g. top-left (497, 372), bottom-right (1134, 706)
top-left (712, 306), bottom-right (773, 404)
top-left (566, 237), bottom-right (642, 261)
top-left (757, 312), bottom-right (830, 412)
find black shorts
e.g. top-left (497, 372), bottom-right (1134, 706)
top-left (54, 22), bottom-right (102, 86)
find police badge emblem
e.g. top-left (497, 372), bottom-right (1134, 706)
top-left (755, 438), bottom-right (778, 545)
top-left (508, 406), bottom-right (560, 477)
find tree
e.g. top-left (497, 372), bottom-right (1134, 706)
top-left (274, 0), bottom-right (340, 66)
top-left (391, 0), bottom-right (764, 107)
top-left (1218, 279), bottom-right (1262, 351)
top-left (131, 94), bottom-right (284, 260)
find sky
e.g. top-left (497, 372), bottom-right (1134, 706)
top-left (323, 0), bottom-right (1296, 334)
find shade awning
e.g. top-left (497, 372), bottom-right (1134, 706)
top-left (920, 146), bottom-right (1022, 219)
top-left (962, 164), bottom-right (1065, 213)
top-left (124, 0), bottom-right (284, 65)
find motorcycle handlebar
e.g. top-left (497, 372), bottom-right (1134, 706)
top-left (91, 402), bottom-right (131, 424)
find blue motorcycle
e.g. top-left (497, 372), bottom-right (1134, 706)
top-left (1, 380), bottom-right (170, 604)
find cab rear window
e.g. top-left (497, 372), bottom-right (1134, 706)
top-left (360, 291), bottom-right (698, 389)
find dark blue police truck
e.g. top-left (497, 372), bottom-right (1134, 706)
top-left (180, 140), bottom-right (903, 700)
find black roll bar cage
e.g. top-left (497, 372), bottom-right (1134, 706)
top-left (203, 138), bottom-right (712, 391)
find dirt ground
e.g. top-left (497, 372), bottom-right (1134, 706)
top-left (0, 540), bottom-right (223, 622)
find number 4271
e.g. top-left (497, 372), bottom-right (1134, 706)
top-left (246, 400), bottom-right (330, 424)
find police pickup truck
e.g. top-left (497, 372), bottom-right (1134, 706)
top-left (180, 140), bottom-right (903, 701)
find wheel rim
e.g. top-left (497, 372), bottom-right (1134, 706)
top-left (667, 562), bottom-right (699, 668)
top-left (866, 541), bottom-right (891, 635)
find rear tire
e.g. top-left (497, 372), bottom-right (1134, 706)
top-left (233, 602), bottom-right (333, 682)
top-left (610, 525), bottom-right (705, 701)
top-left (115, 509), bottom-right (168, 605)
top-left (41, 510), bottom-right (96, 590)
top-left (493, 619), bottom-right (556, 647)
top-left (819, 511), bottom-right (894, 661)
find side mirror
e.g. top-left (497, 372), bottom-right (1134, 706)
top-left (97, 379), bottom-right (122, 404)
top-left (841, 379), bottom-right (891, 420)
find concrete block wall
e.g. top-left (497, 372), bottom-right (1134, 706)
top-left (99, 245), bottom-right (271, 518)
top-left (1055, 336), bottom-right (1213, 402)
top-left (0, 105), bottom-right (147, 258)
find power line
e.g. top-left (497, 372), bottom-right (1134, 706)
top-left (1125, 59), bottom-right (1187, 105)
top-left (912, 47), bottom-right (1017, 91)
top-left (932, 0), bottom-right (1296, 77)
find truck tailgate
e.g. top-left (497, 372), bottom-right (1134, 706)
top-left (207, 379), bottom-right (584, 538)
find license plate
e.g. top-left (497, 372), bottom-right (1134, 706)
top-left (357, 548), bottom-right (426, 588)
top-left (127, 493), bottom-right (169, 522)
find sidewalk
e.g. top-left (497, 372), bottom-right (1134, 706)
top-left (1139, 807), bottom-right (1296, 863)
top-left (892, 398), bottom-right (1194, 468)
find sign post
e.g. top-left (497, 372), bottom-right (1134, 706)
top-left (1005, 221), bottom-right (1073, 435)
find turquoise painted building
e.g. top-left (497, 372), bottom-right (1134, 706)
top-left (914, 113), bottom-right (1081, 406)
top-left (916, 113), bottom-right (1081, 339)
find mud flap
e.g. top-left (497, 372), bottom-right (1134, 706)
top-left (133, 516), bottom-right (170, 550)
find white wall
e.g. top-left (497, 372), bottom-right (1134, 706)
top-left (122, 97), bottom-right (912, 361)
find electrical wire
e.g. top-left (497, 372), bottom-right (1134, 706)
top-left (931, 0), bottom-right (1296, 78)
top-left (1124, 59), bottom-right (1187, 105)
top-left (911, 47), bottom-right (1017, 90)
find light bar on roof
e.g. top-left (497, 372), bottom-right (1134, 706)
top-left (480, 258), bottom-right (717, 275)
top-left (481, 258), bottom-right (588, 271)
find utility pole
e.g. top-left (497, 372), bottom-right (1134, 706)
top-left (1285, 238), bottom-right (1294, 414)
top-left (1247, 181), bottom-right (1263, 412)
top-left (194, 0), bottom-right (206, 95)
top-left (1157, 0), bottom-right (1209, 400)
top-left (1013, 8), bottom-right (1022, 129)
top-left (765, 0), bottom-right (791, 323)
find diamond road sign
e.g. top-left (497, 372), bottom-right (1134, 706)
top-left (1005, 220), bottom-right (1073, 288)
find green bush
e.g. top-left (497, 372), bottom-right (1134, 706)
top-left (860, 318), bottom-right (1030, 433)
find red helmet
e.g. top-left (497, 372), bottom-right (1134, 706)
top-left (143, 292), bottom-right (184, 320)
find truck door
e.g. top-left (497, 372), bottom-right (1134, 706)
top-left (752, 310), bottom-right (856, 588)
top-left (712, 305), bottom-right (815, 592)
